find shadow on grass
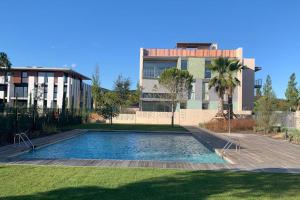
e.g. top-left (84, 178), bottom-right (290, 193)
top-left (2, 170), bottom-right (300, 200)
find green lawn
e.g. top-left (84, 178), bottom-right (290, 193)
top-left (67, 123), bottom-right (188, 132)
top-left (1, 165), bottom-right (300, 200)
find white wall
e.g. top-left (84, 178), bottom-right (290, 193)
top-left (47, 73), bottom-right (54, 108)
top-left (57, 76), bottom-right (64, 109)
top-left (27, 75), bottom-right (35, 106)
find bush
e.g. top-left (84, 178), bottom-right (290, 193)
top-left (200, 119), bottom-right (255, 133)
top-left (288, 129), bottom-right (300, 144)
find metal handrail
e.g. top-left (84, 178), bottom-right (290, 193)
top-left (14, 131), bottom-right (35, 150)
top-left (221, 137), bottom-right (240, 156)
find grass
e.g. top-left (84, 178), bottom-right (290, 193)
top-left (0, 165), bottom-right (300, 200)
top-left (66, 123), bottom-right (188, 132)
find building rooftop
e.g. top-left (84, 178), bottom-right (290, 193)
top-left (176, 42), bottom-right (217, 49)
top-left (10, 66), bottom-right (90, 80)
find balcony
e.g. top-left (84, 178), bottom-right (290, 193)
top-left (255, 79), bottom-right (262, 88)
top-left (255, 66), bottom-right (262, 72)
top-left (144, 48), bottom-right (238, 58)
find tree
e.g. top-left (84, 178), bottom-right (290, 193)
top-left (255, 88), bottom-right (262, 99)
top-left (158, 68), bottom-right (193, 126)
top-left (91, 65), bottom-right (102, 109)
top-left (255, 75), bottom-right (277, 133)
top-left (98, 92), bottom-right (121, 125)
top-left (208, 57), bottom-right (235, 118)
top-left (0, 52), bottom-right (12, 104)
top-left (128, 82), bottom-right (142, 107)
top-left (225, 59), bottom-right (243, 119)
top-left (298, 86), bottom-right (300, 110)
top-left (285, 73), bottom-right (299, 111)
top-left (114, 74), bottom-right (131, 109)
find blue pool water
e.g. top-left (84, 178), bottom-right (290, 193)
top-left (18, 132), bottom-right (225, 163)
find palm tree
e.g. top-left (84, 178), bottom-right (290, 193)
top-left (0, 52), bottom-right (12, 104)
top-left (208, 57), bottom-right (241, 118)
top-left (225, 60), bottom-right (243, 119)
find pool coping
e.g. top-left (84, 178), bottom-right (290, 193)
top-left (0, 128), bottom-right (235, 170)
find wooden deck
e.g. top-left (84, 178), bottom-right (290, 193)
top-left (186, 126), bottom-right (300, 173)
top-left (1, 127), bottom-right (300, 173)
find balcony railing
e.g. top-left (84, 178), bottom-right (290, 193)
top-left (255, 79), bottom-right (262, 88)
top-left (255, 66), bottom-right (262, 72)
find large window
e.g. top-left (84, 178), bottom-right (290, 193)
top-left (181, 59), bottom-right (187, 70)
top-left (202, 82), bottom-right (209, 101)
top-left (205, 60), bottom-right (211, 78)
top-left (142, 93), bottom-right (169, 99)
top-left (141, 101), bottom-right (171, 112)
top-left (14, 86), bottom-right (28, 98)
top-left (143, 61), bottom-right (177, 79)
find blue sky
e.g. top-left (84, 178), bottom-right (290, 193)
top-left (0, 0), bottom-right (300, 98)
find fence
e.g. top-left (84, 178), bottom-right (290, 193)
top-left (0, 107), bottom-right (88, 145)
top-left (254, 111), bottom-right (300, 130)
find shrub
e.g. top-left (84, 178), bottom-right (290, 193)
top-left (288, 129), bottom-right (300, 144)
top-left (201, 118), bottom-right (255, 133)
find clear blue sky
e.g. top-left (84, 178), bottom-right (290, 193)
top-left (1, 0), bottom-right (300, 98)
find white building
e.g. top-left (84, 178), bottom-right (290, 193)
top-left (0, 67), bottom-right (92, 109)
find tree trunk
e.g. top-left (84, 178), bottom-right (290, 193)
top-left (216, 96), bottom-right (224, 117)
top-left (171, 102), bottom-right (174, 127)
top-left (228, 94), bottom-right (233, 119)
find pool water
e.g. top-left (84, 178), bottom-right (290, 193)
top-left (18, 131), bottom-right (225, 164)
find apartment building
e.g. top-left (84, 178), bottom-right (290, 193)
top-left (139, 42), bottom-right (261, 112)
top-left (0, 67), bottom-right (92, 109)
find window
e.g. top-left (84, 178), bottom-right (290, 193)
top-left (64, 85), bottom-right (67, 93)
top-left (54, 85), bottom-right (58, 99)
top-left (43, 100), bottom-right (47, 108)
top-left (142, 93), bottom-right (169, 99)
top-left (44, 73), bottom-right (49, 83)
top-left (14, 86), bottom-right (28, 98)
top-left (180, 102), bottom-right (187, 109)
top-left (53, 101), bottom-right (57, 109)
top-left (205, 60), bottom-right (211, 78)
top-left (205, 67), bottom-right (211, 79)
top-left (44, 85), bottom-right (48, 98)
top-left (188, 83), bottom-right (195, 100)
top-left (202, 82), bottom-right (209, 101)
top-left (64, 74), bottom-right (68, 84)
top-left (202, 103), bottom-right (209, 110)
top-left (143, 61), bottom-right (177, 79)
top-left (21, 72), bottom-right (28, 83)
top-left (181, 59), bottom-right (187, 70)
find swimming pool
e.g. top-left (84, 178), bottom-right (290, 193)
top-left (18, 131), bottom-right (225, 164)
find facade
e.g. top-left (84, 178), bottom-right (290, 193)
top-left (139, 42), bottom-right (261, 112)
top-left (0, 67), bottom-right (92, 109)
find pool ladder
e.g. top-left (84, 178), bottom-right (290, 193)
top-left (14, 132), bottom-right (35, 150)
top-left (221, 138), bottom-right (240, 156)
